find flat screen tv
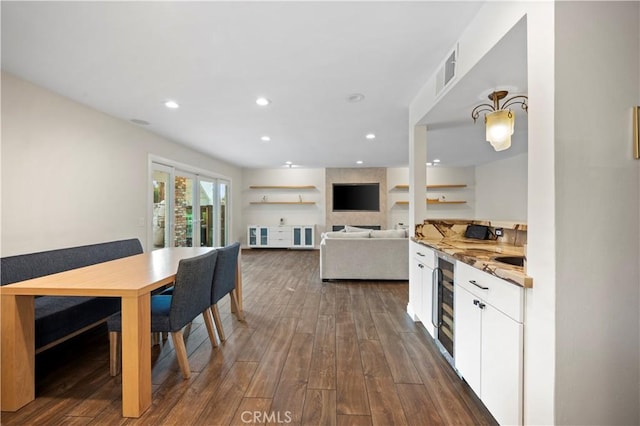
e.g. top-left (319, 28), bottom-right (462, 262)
top-left (332, 183), bottom-right (380, 212)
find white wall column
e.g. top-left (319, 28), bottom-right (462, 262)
top-left (409, 125), bottom-right (427, 234)
top-left (553, 2), bottom-right (640, 424)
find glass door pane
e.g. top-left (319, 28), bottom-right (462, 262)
top-left (198, 179), bottom-right (216, 247)
top-left (174, 173), bottom-right (195, 247)
top-left (304, 227), bottom-right (313, 245)
top-left (249, 227), bottom-right (257, 246)
top-left (150, 161), bottom-right (231, 250)
top-left (219, 181), bottom-right (229, 246)
top-left (152, 168), bottom-right (171, 250)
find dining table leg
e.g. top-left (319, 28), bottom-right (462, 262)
top-left (120, 293), bottom-right (152, 418)
top-left (230, 253), bottom-right (243, 316)
top-left (1, 294), bottom-right (35, 411)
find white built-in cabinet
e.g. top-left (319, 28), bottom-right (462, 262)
top-left (292, 226), bottom-right (314, 248)
top-left (454, 261), bottom-right (524, 426)
top-left (408, 241), bottom-right (436, 338)
top-left (247, 225), bottom-right (315, 249)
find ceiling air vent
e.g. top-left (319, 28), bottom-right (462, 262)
top-left (435, 44), bottom-right (458, 97)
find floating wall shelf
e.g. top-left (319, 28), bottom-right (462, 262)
top-left (249, 201), bottom-right (316, 205)
top-left (249, 185), bottom-right (316, 190)
top-left (249, 185), bottom-right (316, 205)
top-left (394, 200), bottom-right (467, 206)
top-left (393, 184), bottom-right (467, 190)
top-left (428, 200), bottom-right (467, 204)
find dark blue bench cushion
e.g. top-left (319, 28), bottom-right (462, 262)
top-left (1, 239), bottom-right (143, 349)
top-left (34, 296), bottom-right (120, 349)
top-left (1, 238), bottom-right (143, 285)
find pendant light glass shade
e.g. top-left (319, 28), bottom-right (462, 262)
top-left (471, 90), bottom-right (527, 152)
top-left (485, 109), bottom-right (514, 151)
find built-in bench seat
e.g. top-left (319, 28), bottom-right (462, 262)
top-left (0, 238), bottom-right (143, 353)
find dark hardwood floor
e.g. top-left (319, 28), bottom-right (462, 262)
top-left (1, 249), bottom-right (497, 425)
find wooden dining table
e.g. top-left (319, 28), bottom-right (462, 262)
top-left (0, 246), bottom-right (242, 418)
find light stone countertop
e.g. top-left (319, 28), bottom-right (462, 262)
top-left (412, 236), bottom-right (533, 288)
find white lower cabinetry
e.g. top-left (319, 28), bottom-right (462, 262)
top-left (454, 261), bottom-right (524, 426)
top-left (292, 226), bottom-right (314, 248)
top-left (408, 241), bottom-right (436, 338)
top-left (247, 225), bottom-right (314, 249)
top-left (454, 285), bottom-right (482, 395)
top-left (268, 226), bottom-right (292, 247)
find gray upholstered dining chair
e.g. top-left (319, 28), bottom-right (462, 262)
top-left (209, 242), bottom-right (244, 344)
top-left (107, 250), bottom-right (217, 379)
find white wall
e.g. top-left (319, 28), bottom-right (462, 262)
top-left (399, 158), bottom-right (529, 224)
top-left (387, 167), bottom-right (410, 229)
top-left (388, 166), bottom-right (477, 227)
top-left (410, 2), bottom-right (557, 424)
top-left (411, 2), bottom-right (640, 424)
top-left (554, 2), bottom-right (639, 424)
top-left (241, 168), bottom-right (325, 246)
top-left (427, 166), bottom-right (475, 219)
top-left (1, 72), bottom-right (243, 256)
top-left (240, 164), bottom-right (484, 238)
top-left (475, 153), bottom-right (527, 222)
top-left (243, 167), bottom-right (415, 242)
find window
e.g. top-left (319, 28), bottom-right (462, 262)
top-left (150, 158), bottom-right (231, 249)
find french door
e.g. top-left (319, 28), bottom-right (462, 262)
top-left (150, 161), bottom-right (230, 250)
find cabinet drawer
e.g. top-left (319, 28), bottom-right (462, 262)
top-left (410, 241), bottom-right (436, 269)
top-left (268, 226), bottom-right (292, 233)
top-left (269, 239), bottom-right (291, 247)
top-left (269, 227), bottom-right (292, 240)
top-left (456, 261), bottom-right (524, 323)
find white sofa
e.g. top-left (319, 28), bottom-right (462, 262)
top-left (320, 227), bottom-right (409, 281)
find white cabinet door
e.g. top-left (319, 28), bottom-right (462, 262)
top-left (409, 256), bottom-right (424, 322)
top-left (303, 226), bottom-right (314, 247)
top-left (409, 241), bottom-right (436, 337)
top-left (414, 262), bottom-right (430, 324)
top-left (481, 303), bottom-right (523, 426)
top-left (248, 226), bottom-right (258, 247)
top-left (409, 246), bottom-right (434, 337)
top-left (259, 227), bottom-right (269, 246)
top-left (248, 226), bottom-right (269, 247)
top-left (454, 284), bottom-right (482, 396)
top-left (419, 262), bottom-right (435, 338)
top-left (268, 226), bottom-right (292, 247)
top-left (292, 226), bottom-right (314, 248)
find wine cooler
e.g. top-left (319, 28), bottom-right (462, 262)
top-left (433, 253), bottom-right (455, 363)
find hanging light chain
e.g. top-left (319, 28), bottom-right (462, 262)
top-left (471, 91), bottom-right (528, 123)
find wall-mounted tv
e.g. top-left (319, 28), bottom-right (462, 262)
top-left (332, 183), bottom-right (380, 212)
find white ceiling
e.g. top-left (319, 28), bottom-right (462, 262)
top-left (1, 1), bottom-right (526, 170)
top-left (423, 17), bottom-right (528, 167)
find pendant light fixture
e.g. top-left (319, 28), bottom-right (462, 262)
top-left (471, 90), bottom-right (528, 151)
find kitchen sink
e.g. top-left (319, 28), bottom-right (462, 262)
top-left (492, 255), bottom-right (525, 267)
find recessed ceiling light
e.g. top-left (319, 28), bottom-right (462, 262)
top-left (365, 133), bottom-right (376, 140)
top-left (347, 93), bottom-right (365, 103)
top-left (261, 136), bottom-right (271, 142)
top-left (426, 162), bottom-right (433, 166)
top-left (356, 160), bottom-right (364, 165)
top-left (256, 97), bottom-right (271, 106)
top-left (131, 119), bottom-right (150, 125)
top-left (164, 100), bottom-right (179, 109)
top-left (433, 159), bottom-right (441, 163)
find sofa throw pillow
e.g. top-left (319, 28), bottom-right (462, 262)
top-left (325, 230), bottom-right (371, 238)
top-left (370, 229), bottom-right (407, 238)
top-left (344, 225), bottom-right (372, 233)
